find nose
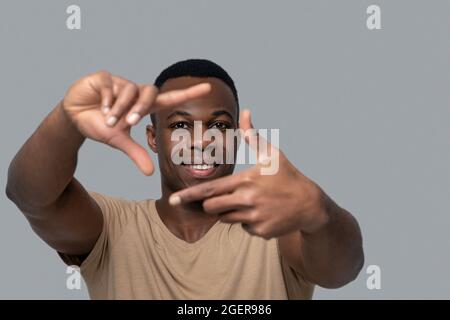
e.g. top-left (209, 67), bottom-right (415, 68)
top-left (189, 122), bottom-right (222, 164)
top-left (191, 121), bottom-right (213, 151)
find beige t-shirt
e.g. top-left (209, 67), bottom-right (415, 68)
top-left (58, 191), bottom-right (314, 299)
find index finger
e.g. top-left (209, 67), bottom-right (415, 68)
top-left (151, 83), bottom-right (212, 114)
top-left (169, 172), bottom-right (245, 205)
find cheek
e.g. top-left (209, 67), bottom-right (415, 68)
top-left (155, 134), bottom-right (178, 166)
top-left (222, 135), bottom-right (239, 160)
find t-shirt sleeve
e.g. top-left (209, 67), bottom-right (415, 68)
top-left (57, 191), bottom-right (133, 276)
top-left (276, 239), bottom-right (315, 299)
top-left (279, 253), bottom-right (315, 299)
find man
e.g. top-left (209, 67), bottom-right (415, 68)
top-left (6, 59), bottom-right (364, 299)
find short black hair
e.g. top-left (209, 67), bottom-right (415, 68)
top-left (151, 58), bottom-right (239, 123)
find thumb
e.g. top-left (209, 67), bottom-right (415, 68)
top-left (107, 133), bottom-right (154, 176)
top-left (239, 109), bottom-right (275, 165)
top-left (239, 108), bottom-right (254, 132)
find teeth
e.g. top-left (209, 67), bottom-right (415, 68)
top-left (191, 164), bottom-right (214, 170)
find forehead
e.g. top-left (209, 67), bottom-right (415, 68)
top-left (157, 76), bottom-right (238, 121)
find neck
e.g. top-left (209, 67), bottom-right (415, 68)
top-left (155, 183), bottom-right (220, 243)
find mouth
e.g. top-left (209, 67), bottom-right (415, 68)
top-left (180, 162), bottom-right (221, 178)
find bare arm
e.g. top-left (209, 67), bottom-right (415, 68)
top-left (279, 190), bottom-right (364, 289)
top-left (5, 70), bottom-right (212, 257)
top-left (169, 109), bottom-right (364, 288)
top-left (5, 102), bottom-right (103, 255)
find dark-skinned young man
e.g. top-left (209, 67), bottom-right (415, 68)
top-left (6, 59), bottom-right (364, 299)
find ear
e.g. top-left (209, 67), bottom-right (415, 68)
top-left (146, 124), bottom-right (158, 153)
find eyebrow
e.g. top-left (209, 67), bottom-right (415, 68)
top-left (211, 110), bottom-right (234, 120)
top-left (166, 109), bottom-right (234, 120)
top-left (166, 110), bottom-right (191, 120)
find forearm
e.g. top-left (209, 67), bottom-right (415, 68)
top-left (300, 192), bottom-right (364, 288)
top-left (6, 101), bottom-right (85, 208)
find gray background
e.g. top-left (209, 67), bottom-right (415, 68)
top-left (1, 0), bottom-right (449, 299)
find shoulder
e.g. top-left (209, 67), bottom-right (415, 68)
top-left (88, 191), bottom-right (132, 209)
top-left (87, 191), bottom-right (154, 238)
top-left (87, 191), bottom-right (153, 216)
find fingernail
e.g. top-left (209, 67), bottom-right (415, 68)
top-left (169, 195), bottom-right (181, 206)
top-left (106, 116), bottom-right (117, 127)
top-left (259, 156), bottom-right (271, 165)
top-left (127, 113), bottom-right (141, 125)
top-left (102, 106), bottom-right (110, 115)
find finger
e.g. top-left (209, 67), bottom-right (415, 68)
top-left (241, 221), bottom-right (268, 238)
top-left (108, 133), bottom-right (154, 176)
top-left (97, 72), bottom-right (114, 114)
top-left (88, 71), bottom-right (113, 114)
top-left (100, 85), bottom-right (113, 115)
top-left (239, 109), bottom-right (258, 145)
top-left (151, 83), bottom-right (211, 113)
top-left (169, 173), bottom-right (245, 205)
top-left (203, 192), bottom-right (253, 215)
top-left (218, 209), bottom-right (256, 224)
top-left (239, 109), bottom-right (277, 165)
top-left (125, 84), bottom-right (159, 126)
top-left (106, 82), bottom-right (139, 127)
top-left (111, 75), bottom-right (130, 96)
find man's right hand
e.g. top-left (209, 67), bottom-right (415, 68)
top-left (62, 70), bottom-right (211, 176)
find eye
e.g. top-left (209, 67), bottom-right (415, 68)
top-left (171, 121), bottom-right (189, 129)
top-left (210, 121), bottom-right (230, 130)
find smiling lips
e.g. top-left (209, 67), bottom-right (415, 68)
top-left (181, 163), bottom-right (220, 177)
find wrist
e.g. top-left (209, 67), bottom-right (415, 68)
top-left (299, 184), bottom-right (334, 235)
top-left (57, 100), bottom-right (86, 144)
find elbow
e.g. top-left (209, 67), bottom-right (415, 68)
top-left (318, 248), bottom-right (365, 289)
top-left (5, 162), bottom-right (18, 203)
top-left (5, 183), bottom-right (16, 202)
top-left (5, 183), bottom-right (22, 208)
top-left (6, 164), bottom-right (20, 203)
top-left (316, 274), bottom-right (356, 289)
top-left (6, 180), bottom-right (27, 209)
